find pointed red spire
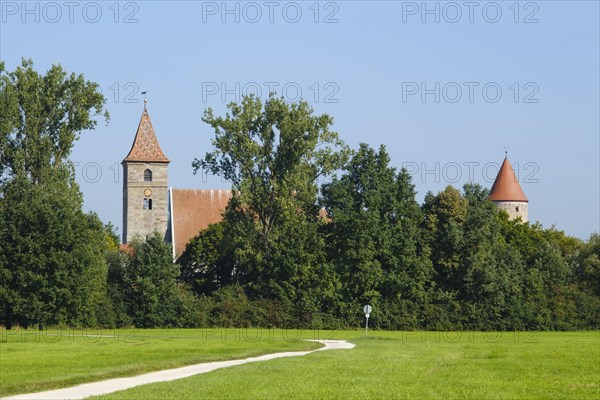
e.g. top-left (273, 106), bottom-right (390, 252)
top-left (123, 108), bottom-right (170, 163)
top-left (489, 156), bottom-right (528, 202)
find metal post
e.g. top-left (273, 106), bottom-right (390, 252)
top-left (365, 315), bottom-right (369, 336)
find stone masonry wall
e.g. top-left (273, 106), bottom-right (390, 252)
top-left (122, 162), bottom-right (169, 243)
top-left (493, 201), bottom-right (528, 222)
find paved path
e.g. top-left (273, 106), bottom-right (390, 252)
top-left (3, 340), bottom-right (354, 400)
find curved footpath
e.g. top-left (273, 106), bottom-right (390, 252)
top-left (3, 340), bottom-right (355, 400)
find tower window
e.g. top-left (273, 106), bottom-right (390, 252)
top-left (144, 169), bottom-right (152, 182)
top-left (143, 198), bottom-right (153, 210)
top-left (516, 206), bottom-right (520, 212)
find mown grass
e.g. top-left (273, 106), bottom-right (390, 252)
top-left (0, 327), bottom-right (321, 397)
top-left (94, 330), bottom-right (599, 400)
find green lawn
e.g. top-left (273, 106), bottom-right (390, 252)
top-left (2, 329), bottom-right (598, 399)
top-left (93, 330), bottom-right (599, 400)
top-left (0, 327), bottom-right (320, 397)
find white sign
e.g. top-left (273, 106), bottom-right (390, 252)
top-left (363, 305), bottom-right (372, 336)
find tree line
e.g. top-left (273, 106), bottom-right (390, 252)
top-left (1, 60), bottom-right (598, 330)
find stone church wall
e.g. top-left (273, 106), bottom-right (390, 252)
top-left (122, 161), bottom-right (169, 242)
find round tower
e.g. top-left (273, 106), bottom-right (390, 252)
top-left (489, 154), bottom-right (528, 222)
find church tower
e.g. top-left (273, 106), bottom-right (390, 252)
top-left (122, 103), bottom-right (170, 243)
top-left (489, 154), bottom-right (528, 222)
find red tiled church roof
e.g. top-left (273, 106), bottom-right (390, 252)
top-left (170, 189), bottom-right (233, 259)
top-left (489, 156), bottom-right (528, 202)
top-left (123, 108), bottom-right (170, 163)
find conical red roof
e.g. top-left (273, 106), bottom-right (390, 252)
top-left (489, 157), bottom-right (528, 202)
top-left (123, 108), bottom-right (170, 163)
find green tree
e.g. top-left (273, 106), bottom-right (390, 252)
top-left (495, 210), bottom-right (595, 329)
top-left (103, 222), bottom-right (121, 253)
top-left (0, 175), bottom-right (110, 328)
top-left (0, 59), bottom-right (109, 328)
top-left (422, 185), bottom-right (468, 291)
top-left (386, 168), bottom-right (433, 312)
top-left (193, 95), bottom-right (348, 243)
top-left (578, 234), bottom-right (600, 296)
top-left (179, 222), bottom-right (238, 295)
top-left (118, 232), bottom-right (184, 327)
top-left (459, 184), bottom-right (523, 329)
top-left (105, 250), bottom-right (133, 327)
top-left (321, 144), bottom-right (433, 328)
top-left (0, 59), bottom-right (108, 183)
top-left (192, 95), bottom-right (349, 316)
top-left (321, 144), bottom-right (393, 308)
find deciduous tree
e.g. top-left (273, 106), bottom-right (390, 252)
top-left (192, 96), bottom-right (349, 312)
top-left (0, 59), bottom-right (109, 328)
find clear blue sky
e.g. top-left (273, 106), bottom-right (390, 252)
top-left (1, 1), bottom-right (598, 239)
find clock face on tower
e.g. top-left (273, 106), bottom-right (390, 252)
top-left (144, 189), bottom-right (152, 197)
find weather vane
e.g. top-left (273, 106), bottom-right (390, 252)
top-left (504, 147), bottom-right (508, 158)
top-left (142, 90), bottom-right (148, 110)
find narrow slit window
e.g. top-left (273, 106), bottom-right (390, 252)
top-left (143, 198), bottom-right (149, 210)
top-left (516, 206), bottom-right (520, 212)
top-left (148, 199), bottom-right (153, 210)
top-left (144, 169), bottom-right (152, 182)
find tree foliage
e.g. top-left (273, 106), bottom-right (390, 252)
top-left (1, 73), bottom-right (597, 330)
top-left (320, 144), bottom-right (433, 326)
top-left (0, 176), bottom-right (109, 328)
top-left (0, 59), bottom-right (108, 184)
top-left (107, 232), bottom-right (192, 328)
top-left (180, 99), bottom-right (599, 330)
top-left (179, 222), bottom-right (238, 295)
top-left (0, 59), bottom-right (109, 328)
top-left (193, 95), bottom-right (348, 243)
top-left (190, 95), bottom-right (349, 322)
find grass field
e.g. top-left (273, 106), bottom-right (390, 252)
top-left (94, 330), bottom-right (599, 400)
top-left (0, 327), bottom-right (320, 397)
top-left (1, 329), bottom-right (598, 399)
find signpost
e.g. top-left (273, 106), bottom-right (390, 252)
top-left (363, 304), bottom-right (372, 336)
